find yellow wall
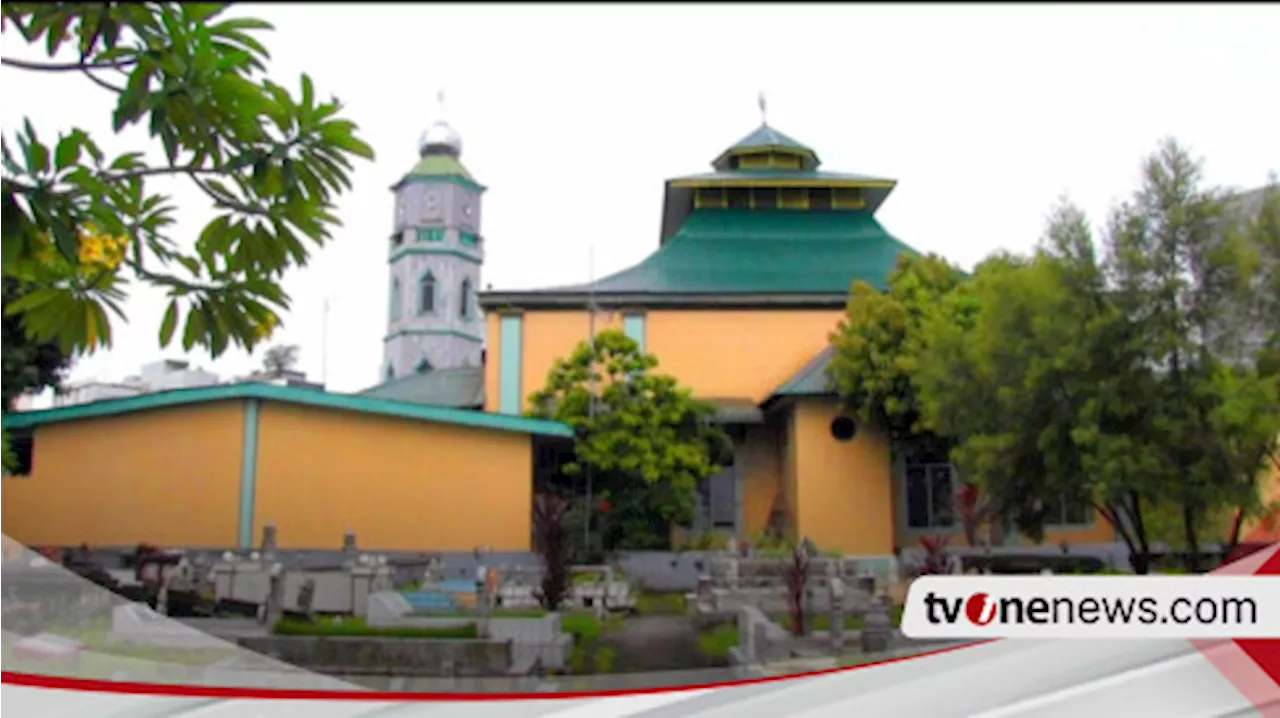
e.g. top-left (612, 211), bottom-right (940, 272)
top-left (790, 398), bottom-right (895, 554)
top-left (738, 419), bottom-right (786, 537)
top-left (253, 402), bottom-right (533, 551)
top-left (487, 308), bottom-right (843, 413)
top-left (0, 402), bottom-right (245, 547)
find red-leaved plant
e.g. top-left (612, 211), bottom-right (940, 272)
top-left (783, 543), bottom-right (813, 636)
top-left (918, 535), bottom-right (953, 575)
top-left (532, 494), bottom-right (575, 612)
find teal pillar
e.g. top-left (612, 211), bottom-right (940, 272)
top-left (498, 315), bottom-right (524, 414)
top-left (237, 399), bottom-right (262, 548)
top-left (622, 313), bottom-right (646, 352)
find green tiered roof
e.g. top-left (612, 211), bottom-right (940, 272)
top-left (480, 122), bottom-right (914, 309)
top-left (391, 153), bottom-right (485, 192)
top-left (570, 208), bottom-right (912, 294)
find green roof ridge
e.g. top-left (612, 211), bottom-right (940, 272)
top-left (770, 345), bottom-right (837, 398)
top-left (729, 124), bottom-right (813, 153)
top-left (3, 382), bottom-right (571, 438)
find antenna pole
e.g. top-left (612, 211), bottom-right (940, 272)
top-left (585, 245), bottom-right (597, 554)
top-left (321, 297), bottom-right (331, 387)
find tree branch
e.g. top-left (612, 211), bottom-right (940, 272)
top-left (1, 56), bottom-right (135, 72)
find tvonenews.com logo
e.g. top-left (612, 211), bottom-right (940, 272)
top-left (900, 577), bottom-right (1280, 639)
top-left (925, 591), bottom-right (1257, 627)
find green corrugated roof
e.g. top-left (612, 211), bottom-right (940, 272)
top-left (675, 169), bottom-right (893, 184)
top-left (406, 153), bottom-right (474, 180)
top-left (2, 382), bottom-right (570, 438)
top-left (728, 125), bottom-right (812, 153)
top-left (713, 124), bottom-right (821, 170)
top-left (770, 346), bottom-right (836, 398)
top-left (393, 153), bottom-right (485, 192)
top-left (359, 368), bottom-right (484, 409)
top-left (561, 208), bottom-right (917, 295)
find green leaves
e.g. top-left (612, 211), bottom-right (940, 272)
top-left (528, 330), bottom-right (731, 543)
top-left (2, 3), bottom-right (373, 359)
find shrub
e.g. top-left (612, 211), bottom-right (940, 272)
top-left (272, 617), bottom-right (477, 640)
top-left (696, 622), bottom-right (739, 659)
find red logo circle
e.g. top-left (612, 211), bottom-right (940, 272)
top-left (965, 592), bottom-right (996, 625)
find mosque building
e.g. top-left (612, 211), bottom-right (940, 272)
top-left (0, 98), bottom-right (1172, 558)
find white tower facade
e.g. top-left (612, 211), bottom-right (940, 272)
top-left (382, 108), bottom-right (486, 381)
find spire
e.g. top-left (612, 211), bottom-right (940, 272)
top-left (758, 91), bottom-right (768, 127)
top-left (419, 87), bottom-right (462, 158)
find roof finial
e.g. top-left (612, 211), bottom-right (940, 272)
top-left (758, 91), bottom-right (768, 127)
top-left (436, 89), bottom-right (447, 119)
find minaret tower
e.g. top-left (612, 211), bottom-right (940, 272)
top-left (383, 92), bottom-right (487, 381)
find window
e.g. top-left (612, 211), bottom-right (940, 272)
top-left (750, 188), bottom-right (778, 209)
top-left (459, 278), bottom-right (473, 319)
top-left (385, 365), bottom-right (395, 381)
top-left (389, 278), bottom-right (401, 321)
top-left (809, 188), bottom-right (833, 210)
top-left (415, 358), bottom-right (432, 374)
top-left (905, 462), bottom-right (954, 529)
top-left (1046, 494), bottom-right (1092, 526)
top-left (418, 272), bottom-right (436, 314)
top-left (695, 187), bottom-right (726, 209)
top-left (727, 188), bottom-right (750, 209)
top-left (460, 231), bottom-right (478, 247)
top-left (417, 227), bottom-right (445, 243)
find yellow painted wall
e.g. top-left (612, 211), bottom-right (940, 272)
top-left (484, 312), bottom-right (503, 413)
top-left (253, 402), bottom-right (533, 551)
top-left (485, 308), bottom-right (843, 413)
top-left (738, 419), bottom-right (786, 537)
top-left (0, 402), bottom-right (245, 547)
top-left (790, 398), bottom-right (895, 554)
top-left (646, 310), bottom-right (842, 403)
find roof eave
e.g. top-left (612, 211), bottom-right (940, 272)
top-left (3, 382), bottom-right (570, 438)
top-left (478, 291), bottom-right (850, 311)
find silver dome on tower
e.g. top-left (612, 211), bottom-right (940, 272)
top-left (419, 90), bottom-right (462, 158)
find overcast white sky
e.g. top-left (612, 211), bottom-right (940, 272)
top-left (3, 4), bottom-right (1278, 398)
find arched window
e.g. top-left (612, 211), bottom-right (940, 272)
top-left (385, 365), bottom-right (395, 381)
top-left (418, 271), bottom-right (436, 315)
top-left (459, 278), bottom-right (473, 319)
top-left (389, 278), bottom-right (401, 321)
top-left (415, 358), bottom-right (432, 374)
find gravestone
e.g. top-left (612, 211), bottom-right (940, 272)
top-left (261, 524), bottom-right (278, 561)
top-left (829, 577), bottom-right (845, 654)
top-left (296, 578), bottom-right (316, 621)
top-left (861, 595), bottom-right (892, 654)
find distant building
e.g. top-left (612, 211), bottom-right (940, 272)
top-left (53, 359), bottom-right (221, 408)
top-left (238, 368), bottom-right (325, 391)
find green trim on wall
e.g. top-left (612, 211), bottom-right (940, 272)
top-left (460, 231), bottom-right (478, 247)
top-left (498, 315), bottom-right (523, 415)
top-left (2, 382), bottom-right (574, 438)
top-left (417, 227), bottom-right (446, 243)
top-left (622, 313), bottom-right (646, 352)
top-left (383, 327), bottom-right (484, 343)
top-left (237, 399), bottom-right (261, 548)
top-left (390, 246), bottom-right (482, 265)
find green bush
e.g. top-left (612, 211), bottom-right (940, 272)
top-left (272, 617), bottom-right (478, 640)
top-left (696, 623), bottom-right (739, 659)
top-left (636, 591), bottom-right (687, 615)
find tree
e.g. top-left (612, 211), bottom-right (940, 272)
top-left (0, 273), bottom-right (73, 470)
top-left (912, 212), bottom-right (1164, 572)
top-left (2, 276), bottom-right (74, 411)
top-left (827, 252), bottom-right (971, 456)
top-left (1, 3), bottom-right (373, 360)
top-left (528, 329), bottom-right (733, 552)
top-left (1103, 141), bottom-right (1278, 571)
top-left (912, 143), bottom-right (1280, 574)
top-left (261, 343), bottom-right (299, 376)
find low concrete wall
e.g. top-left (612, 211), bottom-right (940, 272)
top-left (236, 636), bottom-right (513, 677)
